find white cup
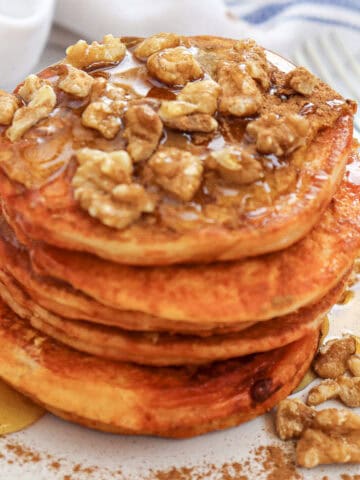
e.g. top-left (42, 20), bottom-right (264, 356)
top-left (0, 0), bottom-right (55, 91)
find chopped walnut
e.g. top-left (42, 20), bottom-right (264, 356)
top-left (208, 147), bottom-right (263, 184)
top-left (348, 355), bottom-right (360, 377)
top-left (148, 147), bottom-right (203, 201)
top-left (177, 80), bottom-right (221, 115)
top-left (314, 407), bottom-right (360, 433)
top-left (307, 376), bottom-right (360, 407)
top-left (164, 113), bottom-right (218, 133)
top-left (158, 80), bottom-right (220, 132)
top-left (296, 409), bottom-right (360, 468)
top-left (218, 63), bottom-right (262, 117)
top-left (234, 39), bottom-right (270, 90)
top-left (18, 74), bottom-right (44, 102)
top-left (286, 67), bottom-right (317, 96)
top-left (159, 100), bottom-right (197, 120)
top-left (123, 102), bottom-right (163, 162)
top-left (134, 33), bottom-right (181, 60)
top-left (65, 34), bottom-right (126, 69)
top-left (246, 113), bottom-right (309, 156)
top-left (313, 336), bottom-right (356, 379)
top-left (307, 379), bottom-right (340, 406)
top-left (147, 47), bottom-right (203, 86)
top-left (58, 65), bottom-right (94, 97)
top-left (275, 399), bottom-right (315, 440)
top-left (72, 148), bottom-right (155, 229)
top-left (160, 80), bottom-right (220, 119)
top-left (6, 75), bottom-right (56, 142)
top-left (0, 90), bottom-right (19, 125)
top-left (81, 79), bottom-right (127, 139)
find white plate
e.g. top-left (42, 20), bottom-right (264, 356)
top-left (0, 279), bottom-right (359, 480)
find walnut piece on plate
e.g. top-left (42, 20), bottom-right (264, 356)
top-left (208, 146), bottom-right (264, 185)
top-left (123, 102), bottom-right (163, 162)
top-left (147, 46), bottom-right (203, 86)
top-left (134, 33), bottom-right (181, 60)
top-left (0, 90), bottom-right (19, 125)
top-left (307, 376), bottom-right (360, 407)
top-left (148, 147), bottom-right (203, 201)
top-left (246, 113), bottom-right (309, 156)
top-left (218, 63), bottom-right (262, 117)
top-left (348, 355), bottom-right (360, 376)
top-left (58, 65), bottom-right (94, 97)
top-left (276, 399), bottom-right (360, 468)
top-left (313, 336), bottom-right (356, 379)
top-left (72, 147), bottom-right (156, 229)
top-left (66, 34), bottom-right (126, 69)
top-left (275, 399), bottom-right (315, 440)
top-left (285, 67), bottom-right (317, 96)
top-left (234, 38), bottom-right (270, 90)
top-left (6, 75), bottom-right (56, 142)
top-left (296, 408), bottom-right (360, 468)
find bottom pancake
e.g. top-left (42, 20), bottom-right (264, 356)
top-left (0, 268), bottom-right (344, 366)
top-left (0, 297), bottom-right (319, 438)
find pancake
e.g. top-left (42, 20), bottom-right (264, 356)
top-left (0, 267), bottom-right (345, 366)
top-left (0, 297), bottom-right (319, 437)
top-left (0, 35), bottom-right (355, 266)
top-left (0, 221), bottom-right (254, 336)
top-left (27, 151), bottom-right (360, 325)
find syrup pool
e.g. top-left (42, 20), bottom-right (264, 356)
top-left (0, 381), bottom-right (44, 435)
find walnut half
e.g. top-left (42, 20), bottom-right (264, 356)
top-left (285, 67), bottom-right (317, 96)
top-left (275, 399), bottom-right (360, 468)
top-left (81, 78), bottom-right (127, 139)
top-left (313, 336), bottom-right (356, 379)
top-left (134, 33), bottom-right (181, 60)
top-left (218, 63), bottom-right (262, 117)
top-left (66, 34), bottom-right (126, 69)
top-left (307, 376), bottom-right (360, 408)
top-left (72, 148), bottom-right (156, 229)
top-left (58, 65), bottom-right (94, 98)
top-left (159, 80), bottom-right (220, 133)
top-left (147, 47), bottom-right (203, 86)
top-left (0, 90), bottom-right (20, 125)
top-left (297, 408), bottom-right (360, 468)
top-left (123, 101), bottom-right (163, 162)
top-left (208, 147), bottom-right (264, 185)
top-left (6, 75), bottom-right (56, 142)
top-left (234, 39), bottom-right (270, 90)
top-left (246, 113), bottom-right (309, 156)
top-left (148, 147), bottom-right (203, 201)
top-left (275, 399), bottom-right (315, 440)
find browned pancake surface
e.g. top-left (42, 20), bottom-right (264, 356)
top-left (0, 268), bottom-right (344, 365)
top-left (0, 36), bottom-right (354, 265)
top-left (26, 151), bottom-right (360, 324)
top-left (0, 298), bottom-right (319, 437)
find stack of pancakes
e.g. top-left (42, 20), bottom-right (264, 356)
top-left (0, 34), bottom-right (359, 438)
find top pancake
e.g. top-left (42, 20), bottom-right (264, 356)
top-left (26, 150), bottom-right (360, 323)
top-left (0, 35), bottom-right (355, 265)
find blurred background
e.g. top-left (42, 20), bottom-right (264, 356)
top-left (1, 0), bottom-right (360, 131)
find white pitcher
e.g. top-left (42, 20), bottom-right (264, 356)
top-left (0, 0), bottom-right (55, 91)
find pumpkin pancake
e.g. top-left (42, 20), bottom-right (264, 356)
top-left (0, 219), bottom-right (254, 336)
top-left (0, 35), bottom-right (355, 266)
top-left (26, 152), bottom-right (360, 325)
top-left (0, 297), bottom-right (319, 437)
top-left (0, 268), bottom-right (345, 366)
